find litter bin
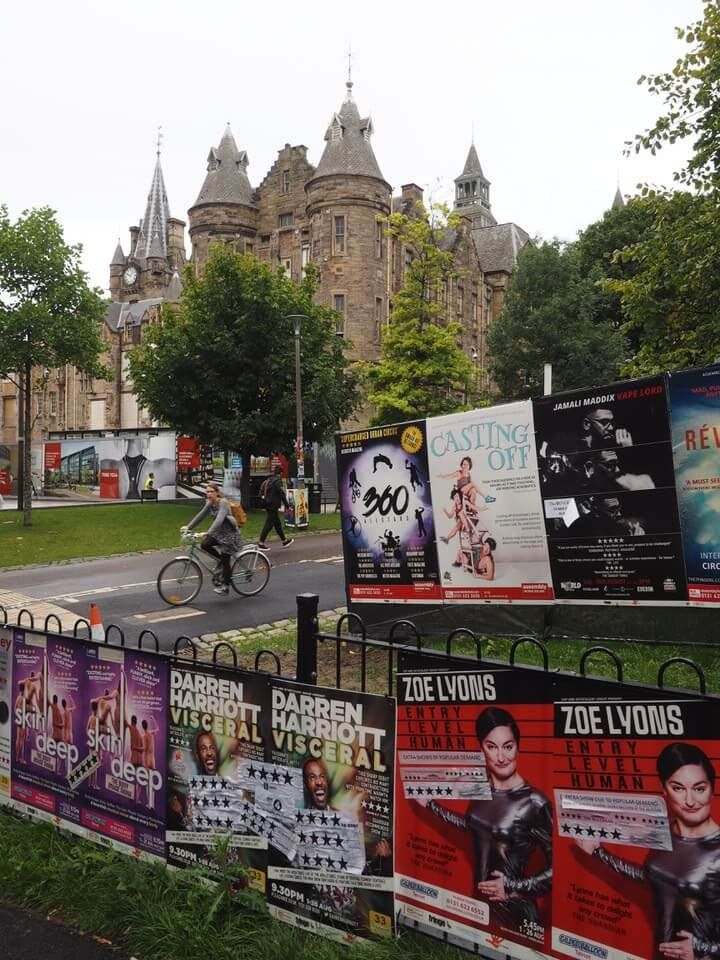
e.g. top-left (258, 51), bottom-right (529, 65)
top-left (308, 481), bottom-right (322, 514)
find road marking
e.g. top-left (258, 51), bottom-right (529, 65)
top-left (44, 581), bottom-right (157, 603)
top-left (297, 555), bottom-right (343, 565)
top-left (129, 609), bottom-right (206, 624)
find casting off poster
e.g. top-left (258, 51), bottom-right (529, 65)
top-left (427, 402), bottom-right (554, 602)
top-left (533, 376), bottom-right (687, 603)
top-left (336, 420), bottom-right (441, 602)
top-left (266, 678), bottom-right (396, 944)
top-left (395, 668), bottom-right (555, 960)
top-left (669, 364), bottom-right (720, 605)
top-left (166, 662), bottom-right (269, 892)
top-left (553, 697), bottom-right (720, 960)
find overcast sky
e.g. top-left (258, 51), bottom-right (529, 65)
top-left (2, 0), bottom-right (702, 294)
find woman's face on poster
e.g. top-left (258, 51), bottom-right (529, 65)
top-left (663, 763), bottom-right (714, 828)
top-left (481, 725), bottom-right (518, 783)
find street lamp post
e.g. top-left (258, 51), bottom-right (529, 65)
top-left (285, 314), bottom-right (308, 487)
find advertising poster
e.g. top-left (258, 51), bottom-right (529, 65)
top-left (395, 667), bottom-right (555, 960)
top-left (0, 626), bottom-right (13, 797)
top-left (669, 364), bottom-right (720, 604)
top-left (266, 678), bottom-right (396, 944)
top-left (10, 630), bottom-right (91, 832)
top-left (0, 443), bottom-right (19, 496)
top-left (427, 402), bottom-right (554, 602)
top-left (82, 646), bottom-right (168, 859)
top-left (552, 696), bottom-right (720, 960)
top-left (533, 376), bottom-right (687, 603)
top-left (166, 662), bottom-right (269, 892)
top-left (336, 420), bottom-right (441, 603)
top-left (285, 488), bottom-right (309, 529)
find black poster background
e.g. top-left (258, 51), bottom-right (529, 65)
top-left (336, 421), bottom-right (441, 603)
top-left (532, 376), bottom-right (687, 603)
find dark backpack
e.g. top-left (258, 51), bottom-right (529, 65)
top-left (259, 476), bottom-right (273, 507)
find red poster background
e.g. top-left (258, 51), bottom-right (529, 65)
top-left (44, 442), bottom-right (61, 471)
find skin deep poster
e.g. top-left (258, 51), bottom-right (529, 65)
top-left (533, 376), bottom-right (687, 603)
top-left (669, 364), bottom-right (720, 604)
top-left (336, 421), bottom-right (440, 602)
top-left (427, 402), bottom-right (554, 602)
top-left (395, 668), bottom-right (555, 960)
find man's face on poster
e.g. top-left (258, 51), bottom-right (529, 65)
top-left (597, 496), bottom-right (622, 522)
top-left (196, 733), bottom-right (218, 775)
top-left (595, 450), bottom-right (621, 480)
top-left (304, 760), bottom-right (330, 809)
top-left (584, 408), bottom-right (616, 446)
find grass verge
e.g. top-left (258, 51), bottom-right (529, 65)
top-left (0, 504), bottom-right (340, 568)
top-left (0, 811), bottom-right (464, 960)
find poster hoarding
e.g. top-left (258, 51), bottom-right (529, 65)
top-left (427, 402), bottom-right (554, 602)
top-left (337, 421), bottom-right (440, 602)
top-left (669, 364), bottom-right (720, 604)
top-left (533, 377), bottom-right (687, 603)
top-left (266, 678), bottom-right (396, 943)
top-left (0, 626), bottom-right (13, 797)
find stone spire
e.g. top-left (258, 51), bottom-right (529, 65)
top-left (612, 186), bottom-right (625, 210)
top-left (110, 238), bottom-right (125, 265)
top-left (194, 125), bottom-right (255, 206)
top-left (454, 141), bottom-right (495, 227)
top-left (309, 81), bottom-right (387, 183)
top-left (134, 155), bottom-right (171, 260)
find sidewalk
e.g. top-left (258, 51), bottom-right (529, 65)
top-left (0, 902), bottom-right (130, 959)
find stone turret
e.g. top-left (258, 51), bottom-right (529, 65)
top-left (188, 125), bottom-right (258, 272)
top-left (305, 80), bottom-right (391, 361)
top-left (453, 143), bottom-right (496, 228)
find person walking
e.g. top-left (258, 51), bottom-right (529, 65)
top-left (257, 466), bottom-right (294, 549)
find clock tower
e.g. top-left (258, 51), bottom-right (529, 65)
top-left (108, 150), bottom-right (186, 302)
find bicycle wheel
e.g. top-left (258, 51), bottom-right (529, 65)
top-left (157, 557), bottom-right (203, 605)
top-left (230, 549), bottom-right (271, 597)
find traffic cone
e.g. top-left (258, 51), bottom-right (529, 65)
top-left (89, 603), bottom-right (105, 642)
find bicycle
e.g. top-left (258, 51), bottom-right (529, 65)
top-left (157, 532), bottom-right (271, 606)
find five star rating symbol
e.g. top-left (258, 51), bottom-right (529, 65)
top-left (245, 764), bottom-right (295, 787)
top-left (406, 785), bottom-right (454, 797)
top-left (67, 752), bottom-right (100, 790)
top-left (561, 822), bottom-right (622, 840)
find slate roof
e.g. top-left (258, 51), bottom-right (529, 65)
top-left (309, 82), bottom-right (387, 184)
top-left (134, 157), bottom-right (171, 260)
top-left (104, 299), bottom-right (164, 332)
top-left (471, 222), bottom-right (530, 274)
top-left (612, 186), bottom-right (625, 210)
top-left (110, 240), bottom-right (125, 266)
top-left (193, 125), bottom-right (256, 206)
top-left (459, 143), bottom-right (488, 182)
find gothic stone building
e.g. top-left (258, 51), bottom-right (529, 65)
top-left (3, 80), bottom-right (530, 442)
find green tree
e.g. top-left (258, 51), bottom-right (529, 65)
top-left (0, 206), bottom-right (106, 525)
top-left (614, 1), bottom-right (720, 372)
top-left (367, 202), bottom-right (479, 424)
top-left (129, 249), bottom-right (359, 501)
top-left (486, 241), bottom-right (627, 400)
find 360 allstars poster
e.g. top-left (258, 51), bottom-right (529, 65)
top-left (395, 667), bottom-right (556, 960)
top-left (669, 364), bottom-right (720, 604)
top-left (552, 696), bottom-right (720, 960)
top-left (266, 678), bottom-right (396, 944)
top-left (427, 402), bottom-right (554, 602)
top-left (533, 376), bottom-right (687, 603)
top-left (336, 420), bottom-right (441, 602)
top-left (166, 662), bottom-right (269, 892)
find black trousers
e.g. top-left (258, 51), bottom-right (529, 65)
top-left (201, 535), bottom-right (231, 583)
top-left (259, 506), bottom-right (286, 543)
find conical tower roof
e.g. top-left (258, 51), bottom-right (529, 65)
top-left (110, 239), bottom-right (125, 265)
top-left (166, 268), bottom-right (183, 302)
top-left (612, 186), bottom-right (625, 210)
top-left (134, 155), bottom-right (171, 260)
top-left (309, 81), bottom-right (387, 183)
top-left (193, 125), bottom-right (255, 206)
top-left (456, 142), bottom-right (489, 185)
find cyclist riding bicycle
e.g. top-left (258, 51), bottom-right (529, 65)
top-left (181, 481), bottom-right (242, 595)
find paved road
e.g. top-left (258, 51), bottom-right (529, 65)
top-left (0, 533), bottom-right (346, 650)
top-left (0, 902), bottom-right (129, 960)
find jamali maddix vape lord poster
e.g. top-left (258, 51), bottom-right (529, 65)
top-left (336, 420), bottom-right (440, 602)
top-left (427, 401), bottom-right (554, 602)
top-left (166, 661), bottom-right (269, 892)
top-left (266, 678), bottom-right (396, 943)
top-left (669, 364), bottom-right (720, 604)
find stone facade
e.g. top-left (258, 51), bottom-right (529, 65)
top-left (3, 82), bottom-right (531, 442)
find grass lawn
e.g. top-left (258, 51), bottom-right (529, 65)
top-left (0, 503), bottom-right (340, 568)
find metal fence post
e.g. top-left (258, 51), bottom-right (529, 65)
top-left (296, 593), bottom-right (319, 685)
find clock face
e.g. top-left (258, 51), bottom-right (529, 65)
top-left (123, 266), bottom-right (138, 286)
